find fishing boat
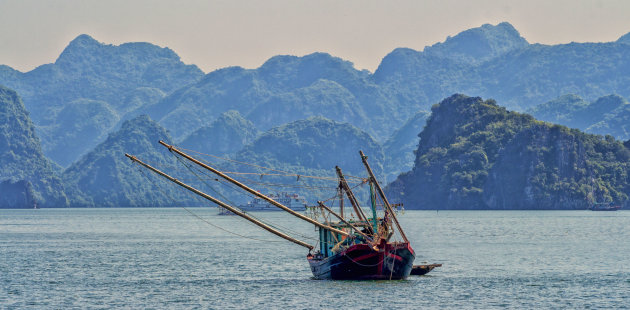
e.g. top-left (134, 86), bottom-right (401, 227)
top-left (586, 179), bottom-right (622, 211)
top-left (588, 202), bottom-right (622, 211)
top-left (126, 142), bottom-right (417, 280)
top-left (239, 192), bottom-right (307, 212)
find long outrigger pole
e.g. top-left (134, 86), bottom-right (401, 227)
top-left (359, 150), bottom-right (409, 243)
top-left (125, 153), bottom-right (314, 250)
top-left (158, 141), bottom-right (351, 238)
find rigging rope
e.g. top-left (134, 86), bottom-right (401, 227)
top-left (133, 163), bottom-right (283, 243)
top-left (132, 148), bottom-right (375, 249)
top-left (169, 151), bottom-right (323, 242)
top-left (176, 145), bottom-right (366, 182)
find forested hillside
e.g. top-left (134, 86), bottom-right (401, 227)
top-left (62, 115), bottom-right (203, 207)
top-left (0, 86), bottom-right (68, 208)
top-left (179, 110), bottom-right (260, 156)
top-left (2, 22), bottom-right (630, 208)
top-left (387, 94), bottom-right (630, 210)
top-left (374, 23), bottom-right (630, 112)
top-left (141, 53), bottom-right (399, 141)
top-left (0, 34), bottom-right (202, 166)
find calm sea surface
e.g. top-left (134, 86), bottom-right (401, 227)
top-left (1, 208), bottom-right (629, 309)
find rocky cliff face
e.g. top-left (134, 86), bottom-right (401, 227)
top-left (0, 86), bottom-right (68, 208)
top-left (387, 94), bottom-right (630, 209)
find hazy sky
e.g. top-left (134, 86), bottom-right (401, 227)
top-left (1, 0), bottom-right (630, 73)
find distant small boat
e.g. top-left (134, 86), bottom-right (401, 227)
top-left (586, 178), bottom-right (622, 211)
top-left (218, 193), bottom-right (307, 215)
top-left (588, 202), bottom-right (622, 211)
top-left (217, 207), bottom-right (235, 215)
top-left (238, 192), bottom-right (307, 212)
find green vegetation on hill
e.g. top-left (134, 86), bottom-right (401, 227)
top-left (39, 99), bottom-right (120, 167)
top-left (142, 53), bottom-right (399, 141)
top-left (528, 94), bottom-right (630, 140)
top-left (215, 117), bottom-right (386, 203)
top-left (3, 24), bottom-right (630, 208)
top-left (0, 86), bottom-right (68, 208)
top-left (0, 34), bottom-right (203, 166)
top-left (527, 94), bottom-right (590, 127)
top-left (374, 23), bottom-right (630, 113)
top-left (247, 79), bottom-right (368, 132)
top-left (387, 94), bottom-right (630, 210)
top-left (236, 117), bottom-right (384, 176)
top-left (62, 115), bottom-right (203, 207)
top-left (179, 110), bottom-right (260, 156)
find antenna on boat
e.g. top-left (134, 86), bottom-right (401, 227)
top-left (124, 153), bottom-right (314, 250)
top-left (359, 150), bottom-right (409, 243)
top-left (158, 141), bottom-right (351, 238)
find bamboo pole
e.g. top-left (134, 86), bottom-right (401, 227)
top-left (359, 150), bottom-right (409, 243)
top-left (125, 153), bottom-right (314, 250)
top-left (158, 141), bottom-right (351, 238)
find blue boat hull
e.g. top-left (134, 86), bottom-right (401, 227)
top-left (307, 242), bottom-right (415, 280)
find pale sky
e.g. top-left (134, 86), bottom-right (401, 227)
top-left (1, 0), bottom-right (630, 73)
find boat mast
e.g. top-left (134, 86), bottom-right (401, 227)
top-left (159, 141), bottom-right (351, 238)
top-left (335, 166), bottom-right (373, 235)
top-left (369, 182), bottom-right (378, 233)
top-left (338, 186), bottom-right (344, 219)
top-left (359, 150), bottom-right (409, 243)
top-left (125, 154), bottom-right (314, 250)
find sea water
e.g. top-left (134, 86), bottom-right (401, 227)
top-left (1, 208), bottom-right (629, 309)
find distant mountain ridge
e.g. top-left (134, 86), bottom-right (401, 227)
top-left (141, 52), bottom-right (398, 141)
top-left (423, 22), bottom-right (529, 64)
top-left (0, 34), bottom-right (203, 166)
top-left (3, 23), bottom-right (630, 168)
top-left (2, 23), bottom-right (630, 208)
top-left (235, 116), bottom-right (384, 177)
top-left (382, 110), bottom-right (429, 182)
top-left (528, 94), bottom-right (630, 140)
top-left (618, 32), bottom-right (630, 44)
top-left (374, 23), bottom-right (630, 112)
